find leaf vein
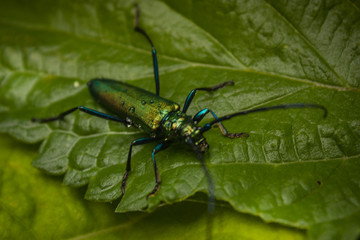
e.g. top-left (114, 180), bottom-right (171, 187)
top-left (66, 215), bottom-right (147, 240)
top-left (1, 19), bottom-right (357, 92)
top-left (263, 0), bottom-right (349, 87)
top-left (160, 0), bottom-right (245, 69)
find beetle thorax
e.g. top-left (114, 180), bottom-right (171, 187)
top-left (160, 111), bottom-right (192, 137)
top-left (160, 111), bottom-right (209, 153)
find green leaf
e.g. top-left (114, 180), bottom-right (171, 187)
top-left (0, 133), bottom-right (307, 240)
top-left (0, 0), bottom-right (359, 239)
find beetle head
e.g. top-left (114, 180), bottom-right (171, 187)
top-left (182, 125), bottom-right (209, 155)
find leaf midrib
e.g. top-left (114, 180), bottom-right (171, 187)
top-left (65, 214), bottom-right (147, 240)
top-left (0, 19), bottom-right (358, 93)
top-left (262, 0), bottom-right (350, 88)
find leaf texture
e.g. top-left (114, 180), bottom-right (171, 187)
top-left (0, 0), bottom-right (359, 239)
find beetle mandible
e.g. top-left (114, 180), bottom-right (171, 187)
top-left (32, 5), bottom-right (327, 212)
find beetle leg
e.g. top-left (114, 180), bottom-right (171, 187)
top-left (32, 106), bottom-right (128, 124)
top-left (134, 4), bottom-right (160, 96)
top-left (182, 81), bottom-right (234, 114)
top-left (193, 108), bottom-right (249, 138)
top-left (147, 141), bottom-right (171, 199)
top-left (121, 137), bottom-right (158, 195)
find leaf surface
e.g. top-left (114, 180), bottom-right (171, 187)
top-left (0, 0), bottom-right (359, 239)
top-left (0, 134), bottom-right (307, 240)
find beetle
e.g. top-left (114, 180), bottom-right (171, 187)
top-left (32, 5), bottom-right (327, 212)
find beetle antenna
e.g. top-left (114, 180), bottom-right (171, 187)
top-left (134, 3), bottom-right (140, 28)
top-left (187, 137), bottom-right (215, 213)
top-left (201, 103), bottom-right (327, 133)
top-left (134, 3), bottom-right (154, 46)
top-left (133, 3), bottom-right (160, 96)
top-left (199, 155), bottom-right (215, 214)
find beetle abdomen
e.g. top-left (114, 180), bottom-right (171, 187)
top-left (88, 78), bottom-right (180, 132)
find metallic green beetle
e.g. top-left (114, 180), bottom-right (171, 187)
top-left (32, 5), bottom-right (327, 212)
